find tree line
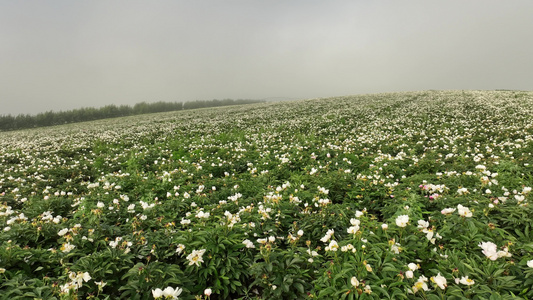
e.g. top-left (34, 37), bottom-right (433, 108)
top-left (0, 99), bottom-right (264, 131)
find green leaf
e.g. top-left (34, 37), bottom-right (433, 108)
top-left (427, 294), bottom-right (441, 300)
top-left (294, 282), bottom-right (304, 293)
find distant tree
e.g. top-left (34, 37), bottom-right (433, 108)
top-left (0, 99), bottom-right (264, 131)
top-left (133, 102), bottom-right (149, 114)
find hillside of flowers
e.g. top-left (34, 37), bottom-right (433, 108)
top-left (1, 90), bottom-right (533, 299)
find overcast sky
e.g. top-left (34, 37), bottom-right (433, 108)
top-left (1, 1), bottom-right (532, 115)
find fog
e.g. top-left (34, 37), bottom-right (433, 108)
top-left (1, 1), bottom-right (532, 115)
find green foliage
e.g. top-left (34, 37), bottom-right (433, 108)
top-left (1, 91), bottom-right (533, 299)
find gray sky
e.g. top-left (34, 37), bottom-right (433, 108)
top-left (1, 1), bottom-right (532, 115)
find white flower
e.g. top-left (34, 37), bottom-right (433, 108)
top-left (152, 288), bottom-right (164, 298)
top-left (307, 249), bottom-right (319, 257)
top-left (417, 220), bottom-right (429, 229)
top-left (350, 276), bottom-right (359, 288)
top-left (479, 241), bottom-right (498, 261)
top-left (347, 225), bottom-right (359, 234)
top-left (60, 282), bottom-right (77, 293)
top-left (176, 244), bottom-right (186, 254)
top-left (457, 204), bottom-right (472, 217)
top-left (381, 223), bottom-right (388, 230)
top-left (341, 244), bottom-right (354, 252)
top-left (441, 208), bottom-right (456, 215)
top-left (61, 242), bottom-right (75, 253)
top-left (355, 210), bottom-right (364, 218)
top-left (412, 275), bottom-right (429, 293)
top-left (58, 228), bottom-right (69, 236)
top-left (408, 263), bottom-right (419, 271)
top-left (431, 273), bottom-right (447, 290)
top-left (196, 211), bottom-right (210, 219)
top-left (365, 263), bottom-right (373, 272)
top-left (395, 215), bottom-right (409, 227)
top-left (390, 242), bottom-right (401, 254)
top-left (320, 229), bottom-right (334, 243)
top-left (475, 165), bottom-right (486, 170)
top-left (297, 230), bottom-right (304, 236)
top-left (405, 270), bottom-right (414, 279)
top-left (325, 240), bottom-right (339, 252)
top-left (257, 238), bottom-right (267, 244)
top-left (162, 286), bottom-right (182, 299)
top-left (186, 249), bottom-right (206, 266)
top-left (350, 218), bottom-right (360, 226)
top-left (364, 285), bottom-right (372, 294)
top-left (425, 229), bottom-right (434, 241)
top-left (204, 288), bottom-right (212, 296)
top-left (459, 276), bottom-right (475, 286)
top-left (527, 260), bottom-right (533, 268)
top-left (457, 187), bottom-right (469, 195)
top-left (68, 271), bottom-right (91, 288)
top-left (497, 247), bottom-right (512, 258)
top-left (242, 239), bottom-right (255, 248)
top-left (80, 272), bottom-right (91, 283)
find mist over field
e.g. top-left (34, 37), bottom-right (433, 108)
top-left (1, 1), bottom-right (533, 115)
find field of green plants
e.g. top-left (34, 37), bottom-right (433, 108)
top-left (1, 90), bottom-right (533, 300)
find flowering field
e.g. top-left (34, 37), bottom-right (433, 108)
top-left (1, 90), bottom-right (533, 300)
